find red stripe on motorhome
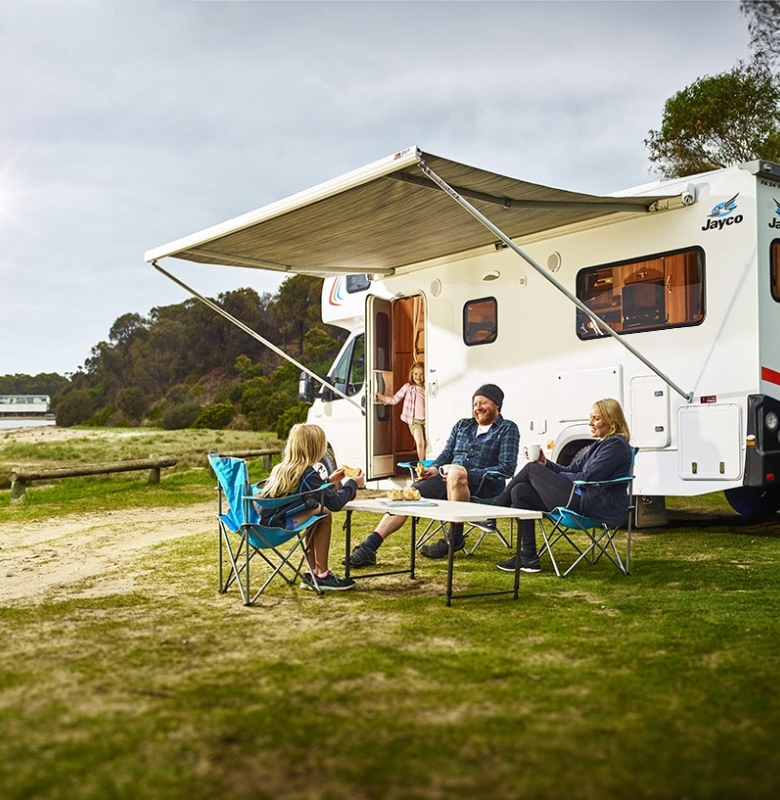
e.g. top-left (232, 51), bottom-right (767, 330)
top-left (762, 366), bottom-right (780, 386)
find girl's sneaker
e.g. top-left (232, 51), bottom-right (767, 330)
top-left (301, 571), bottom-right (356, 592)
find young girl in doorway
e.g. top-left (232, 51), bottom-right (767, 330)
top-left (375, 361), bottom-right (426, 461)
top-left (257, 423), bottom-right (365, 592)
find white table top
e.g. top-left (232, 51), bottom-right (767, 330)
top-left (344, 497), bottom-right (541, 523)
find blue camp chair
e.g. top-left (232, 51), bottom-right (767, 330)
top-left (397, 460), bottom-right (513, 554)
top-left (209, 454), bottom-right (330, 604)
top-left (538, 448), bottom-right (638, 578)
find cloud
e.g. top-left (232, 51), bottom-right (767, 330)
top-left (0, 0), bottom-right (751, 376)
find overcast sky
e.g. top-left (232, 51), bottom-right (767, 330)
top-left (0, 0), bottom-right (751, 378)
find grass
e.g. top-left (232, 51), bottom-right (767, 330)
top-left (0, 427), bottom-right (281, 518)
top-left (0, 427), bottom-right (283, 485)
top-left (1, 433), bottom-right (780, 798)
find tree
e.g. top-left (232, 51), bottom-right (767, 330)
top-left (0, 372), bottom-right (69, 396)
top-left (53, 390), bottom-right (94, 427)
top-left (108, 313), bottom-right (148, 351)
top-left (645, 61), bottom-right (780, 178)
top-left (115, 387), bottom-right (149, 422)
top-left (741, 1), bottom-right (780, 65)
top-left (272, 275), bottom-right (324, 354)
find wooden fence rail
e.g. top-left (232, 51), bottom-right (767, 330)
top-left (213, 448), bottom-right (282, 470)
top-left (6, 449), bottom-right (283, 503)
top-left (9, 456), bottom-right (178, 503)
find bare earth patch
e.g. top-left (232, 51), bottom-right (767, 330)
top-left (0, 502), bottom-right (214, 603)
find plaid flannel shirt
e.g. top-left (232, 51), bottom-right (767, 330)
top-left (431, 414), bottom-right (519, 481)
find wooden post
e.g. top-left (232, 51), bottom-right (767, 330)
top-left (10, 479), bottom-right (26, 504)
top-left (149, 467), bottom-right (161, 485)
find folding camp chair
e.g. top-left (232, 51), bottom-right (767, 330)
top-left (209, 454), bottom-right (330, 604)
top-left (538, 447), bottom-right (638, 578)
top-left (397, 460), bottom-right (513, 555)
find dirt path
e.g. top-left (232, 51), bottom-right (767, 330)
top-left (0, 502), bottom-right (214, 604)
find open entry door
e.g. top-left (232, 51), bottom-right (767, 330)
top-left (366, 296), bottom-right (394, 479)
top-left (366, 294), bottom-right (427, 481)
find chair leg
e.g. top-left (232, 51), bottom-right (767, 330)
top-left (464, 523), bottom-right (512, 556)
top-left (415, 518), bottom-right (445, 549)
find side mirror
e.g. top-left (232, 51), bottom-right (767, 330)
top-left (298, 372), bottom-right (315, 404)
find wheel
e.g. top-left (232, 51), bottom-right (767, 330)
top-left (314, 446), bottom-right (338, 485)
top-left (557, 443), bottom-right (592, 467)
top-left (724, 485), bottom-right (780, 519)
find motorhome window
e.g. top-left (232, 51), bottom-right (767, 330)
top-left (346, 274), bottom-right (371, 293)
top-left (349, 336), bottom-right (365, 395)
top-left (771, 240), bottom-right (780, 302)
top-left (463, 297), bottom-right (497, 346)
top-left (375, 312), bottom-right (390, 370)
top-left (575, 247), bottom-right (704, 339)
top-left (328, 335), bottom-right (364, 397)
top-left (330, 344), bottom-right (352, 396)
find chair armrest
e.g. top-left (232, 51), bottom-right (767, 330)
top-left (572, 476), bottom-right (633, 488)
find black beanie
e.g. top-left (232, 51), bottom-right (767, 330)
top-left (473, 384), bottom-right (504, 410)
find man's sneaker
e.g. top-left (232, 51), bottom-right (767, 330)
top-left (302, 571), bottom-right (356, 592)
top-left (496, 554), bottom-right (542, 573)
top-left (420, 537), bottom-right (464, 559)
top-left (343, 542), bottom-right (377, 568)
top-left (469, 518), bottom-right (497, 533)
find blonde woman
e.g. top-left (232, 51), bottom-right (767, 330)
top-left (492, 398), bottom-right (633, 574)
top-left (376, 361), bottom-right (426, 460)
top-left (258, 423), bottom-right (365, 591)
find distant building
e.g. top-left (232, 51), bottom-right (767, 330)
top-left (0, 395), bottom-right (52, 417)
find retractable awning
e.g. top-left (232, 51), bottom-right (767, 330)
top-left (144, 145), bottom-right (690, 276)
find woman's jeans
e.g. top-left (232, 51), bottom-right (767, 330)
top-left (493, 463), bottom-right (579, 556)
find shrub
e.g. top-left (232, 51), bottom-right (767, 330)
top-left (54, 390), bottom-right (94, 427)
top-left (193, 403), bottom-right (236, 430)
top-left (275, 402), bottom-right (310, 439)
top-left (166, 384), bottom-right (192, 405)
top-left (214, 381), bottom-right (243, 405)
top-left (161, 403), bottom-right (201, 430)
top-left (85, 403), bottom-right (117, 427)
top-left (115, 387), bottom-right (149, 422)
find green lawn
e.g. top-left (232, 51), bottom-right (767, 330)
top-left (1, 470), bottom-right (779, 799)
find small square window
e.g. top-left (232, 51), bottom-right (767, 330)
top-left (464, 297), bottom-right (497, 346)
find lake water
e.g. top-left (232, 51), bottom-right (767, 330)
top-left (0, 418), bottom-right (57, 430)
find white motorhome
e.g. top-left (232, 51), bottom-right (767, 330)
top-left (146, 146), bottom-right (780, 520)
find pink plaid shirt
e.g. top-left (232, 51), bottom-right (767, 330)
top-left (384, 383), bottom-right (425, 425)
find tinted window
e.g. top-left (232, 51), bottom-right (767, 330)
top-left (576, 247), bottom-right (704, 339)
top-left (464, 297), bottom-right (497, 346)
top-left (346, 274), bottom-right (371, 293)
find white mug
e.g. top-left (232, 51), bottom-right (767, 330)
top-left (525, 444), bottom-right (541, 461)
top-left (439, 464), bottom-right (453, 477)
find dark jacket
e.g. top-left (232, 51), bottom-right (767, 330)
top-left (545, 435), bottom-right (633, 525)
top-left (259, 466), bottom-right (357, 528)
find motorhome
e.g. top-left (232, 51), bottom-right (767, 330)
top-left (146, 146), bottom-right (780, 521)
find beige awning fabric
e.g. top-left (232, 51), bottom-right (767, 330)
top-left (145, 146), bottom-right (685, 277)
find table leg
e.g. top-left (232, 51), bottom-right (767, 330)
top-left (411, 517), bottom-right (416, 579)
top-left (446, 531), bottom-right (455, 607)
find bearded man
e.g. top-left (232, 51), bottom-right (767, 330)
top-left (346, 384), bottom-right (519, 565)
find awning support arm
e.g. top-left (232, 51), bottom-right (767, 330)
top-left (152, 261), bottom-right (365, 412)
top-left (416, 157), bottom-right (694, 404)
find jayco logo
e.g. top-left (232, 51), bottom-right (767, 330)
top-left (701, 192), bottom-right (742, 231)
top-left (769, 198), bottom-right (780, 229)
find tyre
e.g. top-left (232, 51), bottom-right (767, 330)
top-left (314, 446), bottom-right (338, 485)
top-left (724, 486), bottom-right (780, 520)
